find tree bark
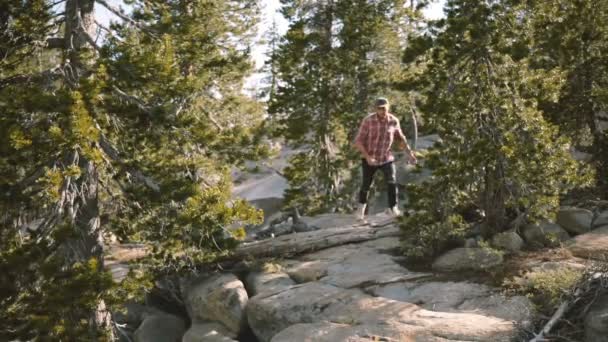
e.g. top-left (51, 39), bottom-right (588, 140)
top-left (233, 220), bottom-right (399, 259)
top-left (62, 0), bottom-right (112, 337)
top-left (483, 162), bottom-right (507, 237)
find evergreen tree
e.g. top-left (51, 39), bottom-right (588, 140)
top-left (400, 0), bottom-right (591, 259)
top-left (272, 0), bottom-right (423, 213)
top-left (258, 18), bottom-right (282, 104)
top-left (0, 0), bottom-right (265, 339)
top-left (524, 0), bottom-right (608, 196)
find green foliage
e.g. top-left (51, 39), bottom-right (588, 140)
top-left (1, 223), bottom-right (114, 341)
top-left (0, 0), bottom-right (265, 339)
top-left (400, 0), bottom-right (593, 257)
top-left (272, 0), bottom-right (426, 213)
top-left (400, 211), bottom-right (467, 260)
top-left (506, 267), bottom-right (583, 313)
top-left (523, 0), bottom-right (608, 194)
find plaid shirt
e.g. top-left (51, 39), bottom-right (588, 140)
top-left (354, 113), bottom-right (405, 166)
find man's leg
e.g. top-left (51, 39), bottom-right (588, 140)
top-left (357, 159), bottom-right (377, 219)
top-left (380, 161), bottom-right (398, 211)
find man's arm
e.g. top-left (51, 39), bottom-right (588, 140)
top-left (353, 118), bottom-right (374, 163)
top-left (395, 119), bottom-right (417, 163)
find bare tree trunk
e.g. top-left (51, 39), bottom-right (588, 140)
top-left (62, 0), bottom-right (113, 338)
top-left (318, 0), bottom-right (340, 202)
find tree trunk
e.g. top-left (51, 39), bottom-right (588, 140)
top-left (233, 219), bottom-right (399, 259)
top-left (63, 0), bottom-right (112, 337)
top-left (318, 0), bottom-right (340, 203)
top-left (64, 0), bottom-right (96, 72)
top-left (483, 162), bottom-right (507, 237)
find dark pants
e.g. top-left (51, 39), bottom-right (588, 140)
top-left (358, 159), bottom-right (397, 208)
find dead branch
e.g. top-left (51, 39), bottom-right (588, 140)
top-left (95, 0), bottom-right (158, 37)
top-left (0, 66), bottom-right (62, 90)
top-left (530, 301), bottom-right (572, 342)
top-left (111, 85), bottom-right (154, 114)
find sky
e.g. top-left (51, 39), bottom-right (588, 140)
top-left (95, 0), bottom-right (447, 90)
top-left (246, 0), bottom-right (447, 89)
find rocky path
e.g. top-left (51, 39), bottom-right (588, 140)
top-left (173, 213), bottom-right (535, 342)
top-left (111, 208), bottom-right (608, 341)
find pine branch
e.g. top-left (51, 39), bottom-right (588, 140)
top-left (0, 66), bottom-right (62, 90)
top-left (111, 85), bottom-right (154, 114)
top-left (99, 135), bottom-right (161, 193)
top-left (95, 0), bottom-right (158, 38)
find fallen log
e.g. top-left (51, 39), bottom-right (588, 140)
top-left (233, 218), bottom-right (400, 259)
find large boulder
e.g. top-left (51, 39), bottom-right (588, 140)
top-left (249, 197), bottom-right (284, 225)
top-left (593, 210), bottom-right (608, 229)
top-left (245, 271), bottom-right (295, 296)
top-left (432, 247), bottom-right (504, 272)
top-left (113, 302), bottom-right (164, 327)
top-left (491, 229), bottom-right (525, 253)
top-left (247, 282), bottom-right (517, 342)
top-left (297, 214), bottom-right (361, 230)
top-left (368, 281), bottom-right (534, 325)
top-left (184, 274), bottom-right (248, 336)
top-left (134, 313), bottom-right (186, 342)
top-left (557, 207), bottom-right (593, 235)
top-left (567, 226), bottom-right (608, 261)
top-left (270, 322), bottom-right (443, 342)
top-left (182, 322), bottom-right (237, 342)
top-left (284, 237), bottom-right (430, 288)
top-left (585, 292), bottom-right (608, 342)
top-left (522, 221), bottom-right (570, 248)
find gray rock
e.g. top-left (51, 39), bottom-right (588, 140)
top-left (245, 271), bottom-right (295, 296)
top-left (464, 238), bottom-right (478, 248)
top-left (557, 207), bottom-right (593, 235)
top-left (184, 274), bottom-right (248, 336)
top-left (526, 260), bottom-right (586, 273)
top-left (249, 197), bottom-right (284, 225)
top-left (567, 226), bottom-right (608, 261)
top-left (369, 281), bottom-right (534, 325)
top-left (432, 247), bottom-right (504, 272)
top-left (522, 221), bottom-right (570, 248)
top-left (297, 214), bottom-right (361, 230)
top-left (284, 237), bottom-right (430, 288)
top-left (491, 229), bottom-right (525, 252)
top-left (292, 208), bottom-right (319, 233)
top-left (113, 302), bottom-right (163, 327)
top-left (247, 282), bottom-right (516, 342)
top-left (585, 293), bottom-right (608, 342)
top-left (593, 210), bottom-right (608, 229)
top-left (134, 313), bottom-right (186, 342)
top-left (182, 322), bottom-right (237, 342)
top-left (270, 322), bottom-right (446, 342)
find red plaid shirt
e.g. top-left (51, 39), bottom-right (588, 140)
top-left (354, 113), bottom-right (405, 165)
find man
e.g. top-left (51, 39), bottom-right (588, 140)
top-left (353, 97), bottom-right (417, 221)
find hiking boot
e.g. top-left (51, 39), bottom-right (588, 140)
top-left (386, 206), bottom-right (402, 217)
top-left (355, 203), bottom-right (367, 221)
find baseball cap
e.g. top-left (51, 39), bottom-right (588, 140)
top-left (375, 97), bottom-right (389, 108)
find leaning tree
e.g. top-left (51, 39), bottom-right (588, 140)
top-left (0, 0), bottom-right (265, 339)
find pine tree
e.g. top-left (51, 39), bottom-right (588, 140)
top-left (272, 0), bottom-right (422, 213)
top-left (524, 0), bottom-right (608, 196)
top-left (0, 0), bottom-right (265, 339)
top-left (399, 0), bottom-right (591, 260)
top-left (258, 18), bottom-right (282, 104)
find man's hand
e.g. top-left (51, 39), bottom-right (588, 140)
top-left (406, 151), bottom-right (417, 165)
top-left (366, 156), bottom-right (377, 165)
